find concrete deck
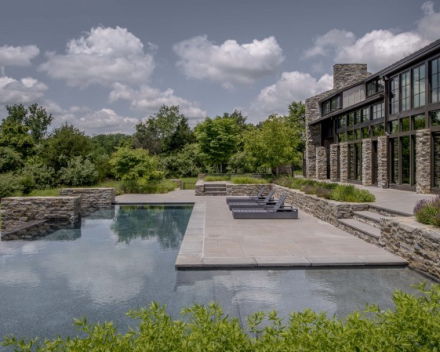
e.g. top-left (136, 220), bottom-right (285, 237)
top-left (116, 190), bottom-right (407, 269)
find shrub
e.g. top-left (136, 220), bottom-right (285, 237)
top-left (204, 175), bottom-right (230, 182)
top-left (19, 174), bottom-right (35, 194)
top-left (3, 284), bottom-right (440, 352)
top-left (315, 186), bottom-right (332, 199)
top-left (414, 195), bottom-right (440, 227)
top-left (330, 185), bottom-right (375, 202)
top-left (21, 159), bottom-right (56, 189)
top-left (0, 173), bottom-right (23, 199)
top-left (109, 147), bottom-right (160, 181)
top-left (58, 156), bottom-right (98, 186)
top-left (231, 177), bottom-right (268, 184)
top-left (120, 179), bottom-right (176, 194)
top-left (0, 146), bottom-right (23, 173)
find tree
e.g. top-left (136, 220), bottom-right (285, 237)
top-left (133, 105), bottom-right (194, 154)
top-left (195, 117), bottom-right (241, 173)
top-left (0, 118), bottom-right (35, 158)
top-left (109, 147), bottom-right (159, 181)
top-left (244, 115), bottom-right (299, 175)
top-left (285, 101), bottom-right (306, 173)
top-left (41, 123), bottom-right (92, 171)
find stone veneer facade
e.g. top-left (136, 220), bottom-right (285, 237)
top-left (59, 188), bottom-right (115, 209)
top-left (1, 197), bottom-right (81, 231)
top-left (362, 139), bottom-right (373, 186)
top-left (333, 64), bottom-right (369, 90)
top-left (377, 136), bottom-right (388, 188)
top-left (339, 143), bottom-right (349, 183)
top-left (329, 144), bottom-right (339, 181)
top-left (416, 129), bottom-right (431, 194)
top-left (315, 146), bottom-right (327, 180)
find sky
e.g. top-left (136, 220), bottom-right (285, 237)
top-left (0, 0), bottom-right (439, 135)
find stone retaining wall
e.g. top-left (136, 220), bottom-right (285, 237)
top-left (381, 217), bottom-right (440, 280)
top-left (195, 179), bottom-right (204, 196)
top-left (316, 146), bottom-right (327, 180)
top-left (59, 188), bottom-right (115, 209)
top-left (1, 197), bottom-right (81, 231)
top-left (226, 184), bottom-right (272, 196)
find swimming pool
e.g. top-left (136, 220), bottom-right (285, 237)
top-left (0, 204), bottom-right (433, 345)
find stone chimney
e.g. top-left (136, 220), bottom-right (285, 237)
top-left (333, 64), bottom-right (370, 90)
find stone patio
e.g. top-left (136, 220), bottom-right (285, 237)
top-left (116, 190), bottom-right (407, 269)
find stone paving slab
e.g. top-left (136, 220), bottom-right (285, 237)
top-left (116, 191), bottom-right (408, 269)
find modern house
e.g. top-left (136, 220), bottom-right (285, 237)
top-left (305, 38), bottom-right (440, 194)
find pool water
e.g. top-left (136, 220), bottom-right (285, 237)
top-left (0, 205), bottom-right (433, 345)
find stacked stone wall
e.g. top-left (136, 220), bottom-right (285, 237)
top-left (316, 147), bottom-right (327, 180)
top-left (333, 64), bottom-right (370, 90)
top-left (340, 143), bottom-right (349, 182)
top-left (59, 188), bottom-right (115, 209)
top-left (195, 180), bottom-right (204, 196)
top-left (330, 144), bottom-right (339, 181)
top-left (225, 184), bottom-right (273, 196)
top-left (416, 129), bottom-right (431, 194)
top-left (381, 217), bottom-right (440, 280)
top-left (1, 197), bottom-right (81, 231)
top-left (362, 139), bottom-right (373, 186)
top-left (377, 136), bottom-right (388, 188)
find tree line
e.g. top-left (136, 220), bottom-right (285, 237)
top-left (0, 102), bottom-right (305, 196)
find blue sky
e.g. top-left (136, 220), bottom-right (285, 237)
top-left (0, 0), bottom-right (439, 134)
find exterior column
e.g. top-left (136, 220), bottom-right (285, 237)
top-left (377, 136), bottom-right (388, 188)
top-left (330, 144), bottom-right (339, 181)
top-left (362, 139), bottom-right (373, 186)
top-left (316, 146), bottom-right (327, 180)
top-left (340, 142), bottom-right (349, 183)
top-left (416, 129), bottom-right (431, 194)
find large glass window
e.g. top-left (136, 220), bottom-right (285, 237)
top-left (389, 120), bottom-right (399, 134)
top-left (372, 124), bottom-right (385, 137)
top-left (401, 136), bottom-right (411, 184)
top-left (401, 71), bottom-right (410, 111)
top-left (322, 95), bottom-right (340, 115)
top-left (413, 64), bottom-right (425, 108)
top-left (354, 110), bottom-right (361, 125)
top-left (337, 115), bottom-right (346, 129)
top-left (413, 114), bottom-right (425, 130)
top-left (322, 101), bottom-right (330, 115)
top-left (401, 117), bottom-right (410, 132)
top-left (362, 127), bottom-right (369, 138)
top-left (331, 96), bottom-right (339, 110)
top-left (342, 85), bottom-right (365, 108)
top-left (431, 110), bottom-right (440, 126)
top-left (362, 107), bottom-right (370, 122)
top-left (431, 58), bottom-right (440, 104)
top-left (390, 138), bottom-right (399, 184)
top-left (338, 133), bottom-right (346, 142)
top-left (366, 78), bottom-right (384, 97)
top-left (390, 77), bottom-right (399, 114)
top-left (348, 112), bottom-right (354, 126)
top-left (372, 102), bottom-right (384, 120)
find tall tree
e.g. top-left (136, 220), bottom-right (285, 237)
top-left (244, 114), bottom-right (299, 175)
top-left (195, 116), bottom-right (241, 173)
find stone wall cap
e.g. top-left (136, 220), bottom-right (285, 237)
top-left (1, 196), bottom-right (80, 200)
top-left (60, 188), bottom-right (115, 191)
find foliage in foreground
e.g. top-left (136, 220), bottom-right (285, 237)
top-left (3, 284), bottom-right (440, 352)
top-left (230, 177), bottom-right (268, 185)
top-left (275, 177), bottom-right (375, 203)
top-left (414, 195), bottom-right (440, 227)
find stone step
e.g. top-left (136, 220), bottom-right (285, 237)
top-left (204, 186), bottom-right (226, 191)
top-left (368, 205), bottom-right (411, 218)
top-left (352, 210), bottom-right (385, 229)
top-left (204, 192), bottom-right (227, 196)
top-left (338, 218), bottom-right (382, 241)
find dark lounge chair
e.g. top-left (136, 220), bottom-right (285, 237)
top-left (228, 189), bottom-right (276, 210)
top-left (232, 193), bottom-right (298, 219)
top-left (226, 185), bottom-right (267, 204)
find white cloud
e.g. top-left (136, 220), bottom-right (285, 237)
top-left (173, 35), bottom-right (284, 89)
top-left (303, 1), bottom-right (439, 73)
top-left (248, 72), bottom-right (333, 121)
top-left (39, 26), bottom-right (155, 88)
top-left (0, 45), bottom-right (39, 67)
top-left (109, 83), bottom-right (207, 124)
top-left (0, 76), bottom-right (48, 105)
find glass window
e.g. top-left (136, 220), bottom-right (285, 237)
top-left (354, 110), bottom-right (361, 125)
top-left (389, 120), bottom-right (399, 134)
top-left (366, 78), bottom-right (384, 97)
top-left (413, 64), bottom-right (425, 108)
top-left (342, 85), bottom-right (366, 108)
top-left (331, 96), bottom-right (339, 110)
top-left (413, 114), bottom-right (425, 130)
top-left (338, 115), bottom-right (346, 129)
top-left (401, 136), bottom-right (410, 184)
top-left (362, 107), bottom-right (370, 122)
top-left (355, 129), bottom-right (361, 140)
top-left (401, 117), bottom-right (410, 132)
top-left (372, 102), bottom-right (384, 120)
top-left (348, 112), bottom-right (354, 126)
top-left (431, 58), bottom-right (440, 104)
top-left (390, 138), bottom-right (399, 184)
top-left (430, 110), bottom-right (440, 126)
top-left (362, 127), bottom-right (369, 138)
top-left (372, 124), bottom-right (385, 137)
top-left (347, 130), bottom-right (354, 141)
top-left (390, 77), bottom-right (399, 114)
top-left (322, 101), bottom-right (330, 115)
top-left (401, 71), bottom-right (410, 111)
top-left (338, 133), bottom-right (346, 142)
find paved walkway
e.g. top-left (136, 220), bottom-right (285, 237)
top-left (116, 190), bottom-right (407, 269)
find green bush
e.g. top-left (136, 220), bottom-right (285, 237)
top-left (231, 177), bottom-right (268, 184)
top-left (21, 159), bottom-right (56, 189)
top-left (0, 146), bottom-right (23, 173)
top-left (109, 147), bottom-right (160, 181)
top-left (58, 156), bottom-right (98, 187)
top-left (4, 284), bottom-right (440, 352)
top-left (0, 173), bottom-right (23, 199)
top-left (120, 179), bottom-right (176, 194)
top-left (414, 195), bottom-right (440, 227)
top-left (204, 175), bottom-right (230, 182)
top-left (274, 177), bottom-right (375, 203)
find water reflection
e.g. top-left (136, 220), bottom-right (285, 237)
top-left (111, 205), bottom-right (193, 249)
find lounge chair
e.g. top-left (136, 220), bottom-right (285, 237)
top-left (232, 193), bottom-right (298, 219)
top-left (226, 186), bottom-right (267, 204)
top-left (228, 189), bottom-right (276, 210)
